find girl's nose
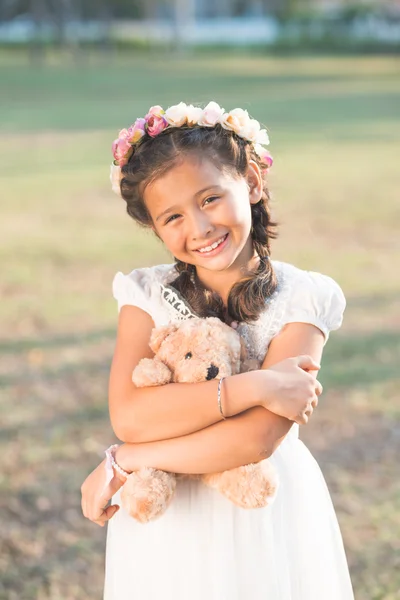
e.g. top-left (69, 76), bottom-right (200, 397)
top-left (189, 211), bottom-right (213, 241)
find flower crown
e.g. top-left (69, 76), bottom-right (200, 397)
top-left (110, 101), bottom-right (273, 196)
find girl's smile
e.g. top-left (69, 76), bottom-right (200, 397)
top-left (193, 232), bottom-right (229, 257)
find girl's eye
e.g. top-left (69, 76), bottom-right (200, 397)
top-left (165, 214), bottom-right (181, 224)
top-left (185, 352), bottom-right (192, 359)
top-left (204, 196), bottom-right (219, 206)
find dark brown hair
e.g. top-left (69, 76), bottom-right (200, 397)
top-left (119, 123), bottom-right (278, 324)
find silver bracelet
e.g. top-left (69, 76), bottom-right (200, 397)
top-left (218, 377), bottom-right (227, 420)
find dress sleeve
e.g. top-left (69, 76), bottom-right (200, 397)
top-left (282, 270), bottom-right (346, 343)
top-left (112, 268), bottom-right (154, 318)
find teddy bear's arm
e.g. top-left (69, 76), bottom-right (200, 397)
top-left (201, 461), bottom-right (278, 509)
top-left (121, 468), bottom-right (177, 523)
top-left (132, 358), bottom-right (172, 388)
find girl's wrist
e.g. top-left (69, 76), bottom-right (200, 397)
top-left (115, 443), bottom-right (145, 475)
top-left (223, 371), bottom-right (262, 416)
top-left (248, 369), bottom-right (275, 410)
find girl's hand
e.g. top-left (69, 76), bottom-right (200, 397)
top-left (81, 458), bottom-right (125, 527)
top-left (260, 355), bottom-right (323, 425)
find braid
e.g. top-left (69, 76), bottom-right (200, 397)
top-left (227, 202), bottom-right (278, 323)
top-left (172, 259), bottom-right (225, 320)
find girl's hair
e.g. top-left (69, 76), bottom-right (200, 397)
top-left (119, 124), bottom-right (278, 324)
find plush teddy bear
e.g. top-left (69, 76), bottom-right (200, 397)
top-left (120, 317), bottom-right (278, 523)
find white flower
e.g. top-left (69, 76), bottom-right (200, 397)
top-left (110, 163), bottom-right (122, 196)
top-left (186, 104), bottom-right (203, 125)
top-left (198, 101), bottom-right (225, 127)
top-left (255, 128), bottom-right (270, 145)
top-left (220, 108), bottom-right (250, 137)
top-left (240, 118), bottom-right (260, 142)
top-left (165, 102), bottom-right (189, 127)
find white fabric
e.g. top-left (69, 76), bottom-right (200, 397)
top-left (105, 261), bottom-right (353, 600)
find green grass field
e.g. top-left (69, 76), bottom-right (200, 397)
top-left (1, 51), bottom-right (399, 599)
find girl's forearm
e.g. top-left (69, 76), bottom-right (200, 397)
top-left (112, 370), bottom-right (268, 444)
top-left (116, 407), bottom-right (292, 475)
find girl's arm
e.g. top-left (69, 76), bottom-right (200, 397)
top-left (80, 322), bottom-right (323, 527)
top-left (109, 307), bottom-right (320, 443)
top-left (115, 323), bottom-right (324, 475)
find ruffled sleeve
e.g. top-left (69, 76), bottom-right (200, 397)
top-left (281, 268), bottom-right (346, 343)
top-left (112, 268), bottom-right (154, 318)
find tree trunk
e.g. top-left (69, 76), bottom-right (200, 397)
top-left (30, 0), bottom-right (47, 65)
top-left (99, 0), bottom-right (113, 57)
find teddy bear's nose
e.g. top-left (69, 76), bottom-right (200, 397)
top-left (206, 364), bottom-right (219, 380)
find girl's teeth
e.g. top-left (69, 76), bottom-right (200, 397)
top-left (198, 236), bottom-right (225, 253)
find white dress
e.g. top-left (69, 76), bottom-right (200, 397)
top-left (104, 260), bottom-right (354, 600)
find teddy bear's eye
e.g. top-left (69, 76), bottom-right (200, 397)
top-left (185, 352), bottom-right (192, 359)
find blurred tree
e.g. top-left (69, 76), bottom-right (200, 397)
top-left (30, 0), bottom-right (47, 63)
top-left (50, 0), bottom-right (82, 54)
top-left (265, 0), bottom-right (312, 21)
top-left (98, 0), bottom-right (112, 53)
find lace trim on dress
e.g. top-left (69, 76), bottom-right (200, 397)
top-left (159, 283), bottom-right (199, 321)
top-left (236, 265), bottom-right (292, 363)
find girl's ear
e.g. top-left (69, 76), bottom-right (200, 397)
top-left (247, 160), bottom-right (263, 205)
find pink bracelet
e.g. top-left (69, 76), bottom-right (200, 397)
top-left (104, 444), bottom-right (131, 480)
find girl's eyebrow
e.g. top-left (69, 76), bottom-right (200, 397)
top-left (156, 204), bottom-right (180, 222)
top-left (155, 185), bottom-right (222, 222)
top-left (193, 185), bottom-right (222, 198)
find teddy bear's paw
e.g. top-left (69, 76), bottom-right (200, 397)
top-left (132, 358), bottom-right (172, 387)
top-left (202, 461), bottom-right (279, 509)
top-left (121, 468), bottom-right (177, 523)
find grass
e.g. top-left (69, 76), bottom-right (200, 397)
top-left (0, 50), bottom-right (399, 599)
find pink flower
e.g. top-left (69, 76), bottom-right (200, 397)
top-left (146, 105), bottom-right (164, 117)
top-left (117, 128), bottom-right (130, 140)
top-left (112, 136), bottom-right (133, 167)
top-left (263, 153), bottom-right (273, 168)
top-left (126, 118), bottom-right (146, 143)
top-left (254, 144), bottom-right (273, 169)
top-left (145, 105), bottom-right (168, 137)
top-left (198, 101), bottom-right (225, 127)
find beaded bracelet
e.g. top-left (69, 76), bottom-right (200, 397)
top-left (218, 377), bottom-right (227, 420)
top-left (104, 444), bottom-right (131, 480)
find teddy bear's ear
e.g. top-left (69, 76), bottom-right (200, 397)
top-left (149, 323), bottom-right (179, 353)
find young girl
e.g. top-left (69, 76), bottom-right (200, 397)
top-left (81, 102), bottom-right (354, 599)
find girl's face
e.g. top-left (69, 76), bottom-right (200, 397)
top-left (143, 156), bottom-right (263, 277)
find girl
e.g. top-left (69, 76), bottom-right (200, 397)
top-left (81, 102), bottom-right (354, 599)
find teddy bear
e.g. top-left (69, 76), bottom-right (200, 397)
top-left (120, 316), bottom-right (278, 523)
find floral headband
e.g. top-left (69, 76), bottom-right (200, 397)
top-left (110, 101), bottom-right (273, 196)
